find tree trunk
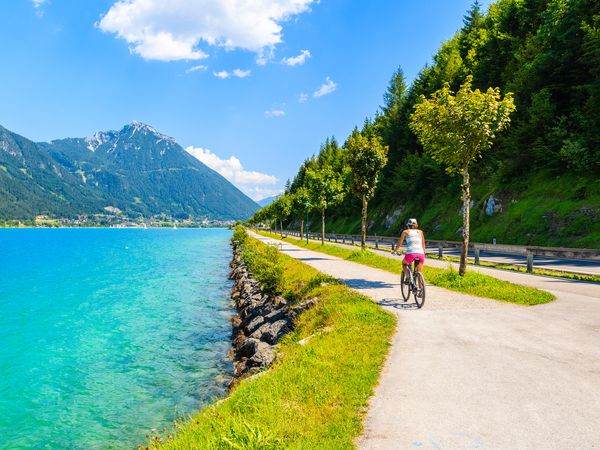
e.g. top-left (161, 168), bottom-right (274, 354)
top-left (321, 207), bottom-right (325, 245)
top-left (280, 219), bottom-right (283, 237)
top-left (361, 194), bottom-right (368, 250)
top-left (300, 216), bottom-right (304, 241)
top-left (460, 168), bottom-right (471, 276)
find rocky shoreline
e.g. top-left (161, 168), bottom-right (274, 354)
top-left (228, 239), bottom-right (316, 381)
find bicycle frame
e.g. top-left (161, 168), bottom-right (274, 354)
top-left (404, 258), bottom-right (422, 284)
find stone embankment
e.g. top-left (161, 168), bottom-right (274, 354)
top-left (228, 240), bottom-right (316, 380)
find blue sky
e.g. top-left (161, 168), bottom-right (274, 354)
top-left (0, 0), bottom-right (490, 200)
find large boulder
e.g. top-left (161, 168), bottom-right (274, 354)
top-left (238, 337), bottom-right (261, 358)
top-left (248, 343), bottom-right (276, 368)
top-left (251, 319), bottom-right (291, 345)
top-left (245, 315), bottom-right (265, 335)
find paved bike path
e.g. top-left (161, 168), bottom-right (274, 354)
top-left (252, 233), bottom-right (600, 449)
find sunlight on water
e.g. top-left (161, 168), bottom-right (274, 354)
top-left (0, 228), bottom-right (234, 449)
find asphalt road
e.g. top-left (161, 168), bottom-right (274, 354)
top-left (253, 233), bottom-right (600, 450)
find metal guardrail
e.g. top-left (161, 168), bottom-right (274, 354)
top-left (281, 230), bottom-right (600, 273)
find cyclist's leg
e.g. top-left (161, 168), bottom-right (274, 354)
top-left (414, 255), bottom-right (425, 272)
top-left (402, 255), bottom-right (412, 282)
top-left (414, 260), bottom-right (422, 273)
top-left (402, 261), bottom-right (411, 281)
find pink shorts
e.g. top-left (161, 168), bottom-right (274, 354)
top-left (404, 253), bottom-right (425, 265)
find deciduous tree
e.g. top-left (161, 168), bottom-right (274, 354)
top-left (305, 164), bottom-right (346, 245)
top-left (291, 187), bottom-right (310, 239)
top-left (271, 195), bottom-right (292, 237)
top-left (345, 128), bottom-right (388, 249)
top-left (410, 76), bottom-right (515, 275)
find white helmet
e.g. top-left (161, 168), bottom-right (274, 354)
top-left (407, 218), bottom-right (418, 226)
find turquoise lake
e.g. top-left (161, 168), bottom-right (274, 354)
top-left (0, 228), bottom-right (234, 449)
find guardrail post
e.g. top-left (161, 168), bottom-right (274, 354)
top-left (375, 237), bottom-right (379, 249)
top-left (474, 247), bottom-right (480, 265)
top-left (526, 251), bottom-right (534, 273)
top-left (438, 244), bottom-right (443, 258)
top-left (342, 236), bottom-right (345, 244)
top-left (391, 243), bottom-right (396, 252)
top-left (334, 235), bottom-right (337, 243)
top-left (351, 236), bottom-right (354, 245)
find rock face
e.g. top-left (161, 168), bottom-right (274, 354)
top-left (384, 206), bottom-right (404, 229)
top-left (485, 195), bottom-right (503, 216)
top-left (229, 240), bottom-right (316, 382)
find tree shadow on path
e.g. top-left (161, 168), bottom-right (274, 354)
top-left (340, 278), bottom-right (396, 290)
top-left (296, 257), bottom-right (331, 261)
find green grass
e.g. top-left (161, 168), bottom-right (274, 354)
top-left (153, 235), bottom-right (396, 449)
top-left (261, 232), bottom-right (555, 306)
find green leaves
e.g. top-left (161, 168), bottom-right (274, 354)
top-left (270, 194), bottom-right (292, 221)
top-left (410, 75), bottom-right (515, 174)
top-left (305, 163), bottom-right (346, 210)
top-left (345, 128), bottom-right (389, 200)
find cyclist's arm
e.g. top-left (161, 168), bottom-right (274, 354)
top-left (396, 230), bottom-right (407, 252)
top-left (420, 230), bottom-right (426, 254)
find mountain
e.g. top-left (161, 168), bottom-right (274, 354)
top-left (257, 195), bottom-right (277, 207)
top-left (0, 122), bottom-right (259, 220)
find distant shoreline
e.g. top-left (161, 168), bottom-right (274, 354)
top-left (0, 225), bottom-right (233, 230)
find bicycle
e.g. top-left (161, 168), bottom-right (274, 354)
top-left (392, 252), bottom-right (426, 308)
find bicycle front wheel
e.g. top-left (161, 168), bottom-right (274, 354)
top-left (400, 271), bottom-right (411, 302)
top-left (414, 272), bottom-right (426, 309)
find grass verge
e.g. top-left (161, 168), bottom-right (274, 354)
top-left (153, 232), bottom-right (396, 449)
top-left (260, 232), bottom-right (555, 306)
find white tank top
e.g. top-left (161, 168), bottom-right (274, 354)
top-left (406, 229), bottom-right (424, 254)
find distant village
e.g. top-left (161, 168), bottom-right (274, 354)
top-left (0, 212), bottom-right (237, 228)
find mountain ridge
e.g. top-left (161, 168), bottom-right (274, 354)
top-left (257, 195), bottom-right (277, 207)
top-left (0, 122), bottom-right (259, 220)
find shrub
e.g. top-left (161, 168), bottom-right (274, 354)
top-left (251, 244), bottom-right (284, 297)
top-left (234, 229), bottom-right (284, 297)
top-left (232, 225), bottom-right (248, 246)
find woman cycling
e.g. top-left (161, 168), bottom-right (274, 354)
top-left (395, 218), bottom-right (426, 277)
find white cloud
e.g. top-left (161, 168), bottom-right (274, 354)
top-left (313, 76), bottom-right (337, 98)
top-left (185, 64), bottom-right (207, 74)
top-left (186, 146), bottom-right (278, 200)
top-left (98, 0), bottom-right (315, 62)
top-left (282, 49), bottom-right (311, 66)
top-left (265, 109), bottom-right (286, 117)
top-left (131, 31), bottom-right (208, 61)
top-left (298, 93), bottom-right (308, 103)
top-left (213, 70), bottom-right (230, 79)
top-left (256, 47), bottom-right (274, 66)
top-left (213, 68), bottom-right (251, 79)
top-left (232, 68), bottom-right (251, 78)
top-left (32, 0), bottom-right (48, 16)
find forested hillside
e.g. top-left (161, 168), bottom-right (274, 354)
top-left (257, 0), bottom-right (600, 248)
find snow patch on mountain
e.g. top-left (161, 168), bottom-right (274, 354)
top-left (85, 131), bottom-right (114, 152)
top-left (126, 121), bottom-right (176, 144)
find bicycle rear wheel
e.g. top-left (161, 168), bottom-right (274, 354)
top-left (414, 272), bottom-right (426, 308)
top-left (400, 271), bottom-right (411, 302)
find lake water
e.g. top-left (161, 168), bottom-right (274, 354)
top-left (0, 228), bottom-right (234, 449)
